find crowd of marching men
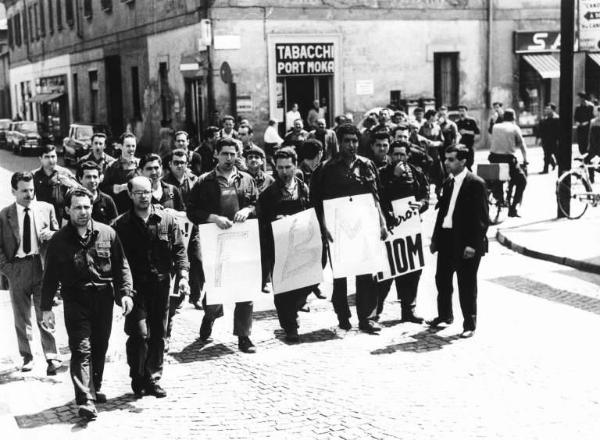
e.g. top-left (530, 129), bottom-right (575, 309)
top-left (0, 107), bottom-right (491, 420)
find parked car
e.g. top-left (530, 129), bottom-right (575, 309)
top-left (62, 123), bottom-right (116, 165)
top-left (10, 121), bottom-right (54, 156)
top-left (0, 119), bottom-right (11, 149)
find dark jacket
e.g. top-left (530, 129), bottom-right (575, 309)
top-left (113, 205), bottom-right (189, 286)
top-left (431, 172), bottom-right (489, 257)
top-left (186, 168), bottom-right (257, 224)
top-left (32, 166), bottom-right (79, 222)
top-left (162, 171), bottom-right (198, 209)
top-left (379, 162), bottom-right (429, 227)
top-left (41, 221), bottom-right (134, 310)
top-left (151, 180), bottom-right (185, 212)
top-left (100, 157), bottom-right (140, 213)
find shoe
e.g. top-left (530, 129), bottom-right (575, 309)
top-left (541, 167), bottom-right (548, 174)
top-left (372, 315), bottom-right (381, 322)
top-left (262, 284), bottom-right (272, 294)
top-left (299, 305), bottom-right (310, 313)
top-left (508, 208), bottom-right (521, 218)
top-left (21, 358), bottom-right (34, 372)
top-left (95, 392), bottom-right (107, 404)
top-left (131, 379), bottom-right (145, 397)
top-left (238, 336), bottom-right (256, 353)
top-left (427, 317), bottom-right (453, 328)
top-left (338, 318), bottom-right (351, 330)
top-left (401, 314), bottom-right (424, 324)
top-left (460, 330), bottom-right (475, 338)
top-left (313, 287), bottom-right (326, 299)
top-left (199, 318), bottom-right (214, 342)
top-left (78, 402), bottom-right (98, 420)
top-left (285, 331), bottom-right (300, 343)
top-left (191, 301), bottom-right (203, 310)
top-left (46, 359), bottom-right (62, 376)
top-left (146, 382), bottom-right (167, 398)
top-left (359, 320), bottom-right (381, 334)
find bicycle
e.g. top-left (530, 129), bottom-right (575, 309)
top-left (556, 157), bottom-right (600, 219)
top-left (476, 162), bottom-right (514, 225)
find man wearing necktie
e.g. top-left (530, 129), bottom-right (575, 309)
top-left (0, 172), bottom-right (61, 373)
top-left (428, 145), bottom-right (489, 338)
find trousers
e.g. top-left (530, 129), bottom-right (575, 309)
top-left (63, 287), bottom-right (114, 404)
top-left (332, 275), bottom-right (378, 324)
top-left (273, 287), bottom-right (312, 333)
top-left (201, 298), bottom-right (253, 337)
top-left (125, 278), bottom-right (170, 384)
top-left (8, 256), bottom-right (57, 362)
top-left (375, 270), bottom-right (422, 317)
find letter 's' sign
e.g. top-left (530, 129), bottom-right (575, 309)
top-left (275, 43), bottom-right (335, 76)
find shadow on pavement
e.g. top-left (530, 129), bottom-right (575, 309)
top-left (14, 393), bottom-right (139, 430)
top-left (0, 369), bottom-right (63, 386)
top-left (490, 275), bottom-right (600, 315)
top-left (370, 329), bottom-right (460, 355)
top-left (273, 328), bottom-right (341, 345)
top-left (170, 340), bottom-right (236, 363)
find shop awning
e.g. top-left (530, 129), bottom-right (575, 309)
top-left (28, 92), bottom-right (64, 103)
top-left (588, 53), bottom-right (600, 68)
top-left (522, 54), bottom-right (560, 79)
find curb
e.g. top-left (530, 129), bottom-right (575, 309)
top-left (496, 228), bottom-right (600, 275)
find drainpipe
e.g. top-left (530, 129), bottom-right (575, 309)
top-left (205, 0), bottom-right (216, 127)
top-left (486, 0), bottom-right (493, 109)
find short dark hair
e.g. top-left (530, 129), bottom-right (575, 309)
top-left (238, 124), bottom-right (253, 135)
top-left (11, 171), bottom-right (34, 190)
top-left (371, 131), bottom-right (391, 144)
top-left (77, 161), bottom-right (101, 180)
top-left (121, 132), bottom-right (137, 143)
top-left (413, 107), bottom-right (424, 114)
top-left (300, 139), bottom-right (323, 161)
top-left (336, 124), bottom-right (361, 142)
top-left (91, 132), bottom-right (107, 144)
top-left (445, 144), bottom-right (470, 161)
top-left (334, 115), bottom-right (347, 125)
top-left (174, 130), bottom-right (189, 140)
top-left (547, 102), bottom-right (557, 111)
top-left (503, 109), bottom-right (516, 122)
top-left (65, 187), bottom-right (94, 208)
top-left (492, 101), bottom-right (503, 107)
top-left (171, 148), bottom-right (188, 160)
top-left (390, 141), bottom-right (410, 155)
top-left (221, 115), bottom-right (235, 124)
top-left (392, 125), bottom-right (409, 137)
top-left (457, 104), bottom-right (468, 111)
top-left (205, 126), bottom-right (220, 139)
top-left (424, 109), bottom-right (437, 119)
top-left (139, 153), bottom-right (162, 169)
top-left (273, 147), bottom-right (298, 165)
top-left (438, 105), bottom-right (448, 111)
top-left (39, 144), bottom-right (57, 156)
top-left (215, 138), bottom-right (239, 152)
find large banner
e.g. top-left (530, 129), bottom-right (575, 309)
top-left (272, 208), bottom-right (323, 294)
top-left (198, 220), bottom-right (262, 305)
top-left (323, 194), bottom-right (387, 278)
top-left (376, 197), bottom-right (426, 281)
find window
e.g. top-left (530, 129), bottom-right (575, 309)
top-left (72, 73), bottom-right (79, 121)
top-left (48, 0), bottom-right (53, 34)
top-left (23, 8), bottom-right (29, 43)
top-left (83, 0), bottom-right (92, 19)
top-left (39, 1), bottom-right (46, 36)
top-left (434, 52), bottom-right (459, 108)
top-left (89, 71), bottom-right (98, 122)
top-left (7, 17), bottom-right (13, 48)
top-left (14, 13), bottom-right (22, 46)
top-left (131, 66), bottom-right (141, 118)
top-left (34, 3), bottom-right (40, 40)
top-left (101, 0), bottom-right (113, 12)
top-left (159, 62), bottom-right (169, 122)
top-left (56, 0), bottom-right (62, 30)
top-left (65, 0), bottom-right (74, 27)
top-left (28, 6), bottom-right (35, 42)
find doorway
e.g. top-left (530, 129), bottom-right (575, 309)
top-left (282, 75), bottom-right (332, 131)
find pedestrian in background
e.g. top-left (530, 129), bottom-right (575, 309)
top-left (455, 105), bottom-right (480, 170)
top-left (113, 176), bottom-right (189, 398)
top-left (429, 145), bottom-right (488, 338)
top-left (41, 187), bottom-right (134, 420)
top-left (286, 103), bottom-right (301, 132)
top-left (101, 132), bottom-right (140, 214)
top-left (308, 118), bottom-right (338, 161)
top-left (77, 132), bottom-right (116, 174)
top-left (76, 161), bottom-right (118, 225)
top-left (536, 103), bottom-right (559, 174)
top-left (575, 91), bottom-right (595, 155)
top-left (0, 172), bottom-right (61, 374)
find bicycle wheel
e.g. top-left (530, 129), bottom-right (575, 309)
top-left (556, 171), bottom-right (592, 219)
top-left (487, 188), bottom-right (507, 225)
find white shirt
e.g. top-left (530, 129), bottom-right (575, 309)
top-left (442, 168), bottom-right (467, 229)
top-left (286, 110), bottom-right (301, 131)
top-left (16, 202), bottom-right (40, 257)
top-left (264, 125), bottom-right (283, 145)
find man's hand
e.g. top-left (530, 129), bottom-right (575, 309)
top-left (42, 311), bottom-right (55, 332)
top-left (430, 242), bottom-right (437, 254)
top-left (121, 296), bottom-right (133, 316)
top-left (380, 225), bottom-right (389, 241)
top-left (233, 207), bottom-right (252, 223)
top-left (39, 229), bottom-right (55, 242)
top-left (178, 278), bottom-right (190, 296)
top-left (214, 216), bottom-right (233, 229)
top-left (463, 246), bottom-right (476, 259)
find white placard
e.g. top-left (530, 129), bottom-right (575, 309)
top-left (199, 220), bottom-right (262, 305)
top-left (356, 80), bottom-right (374, 96)
top-left (323, 194), bottom-right (387, 278)
top-left (376, 197), bottom-right (426, 281)
top-left (272, 208), bottom-right (323, 294)
top-left (214, 35), bottom-right (241, 50)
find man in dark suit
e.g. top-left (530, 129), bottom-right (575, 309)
top-left (428, 145), bottom-right (489, 338)
top-left (0, 172), bottom-right (61, 373)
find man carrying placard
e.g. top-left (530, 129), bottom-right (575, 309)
top-left (376, 141), bottom-right (429, 323)
top-left (257, 148), bottom-right (313, 343)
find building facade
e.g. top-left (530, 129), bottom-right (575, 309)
top-left (1, 0), bottom-right (598, 151)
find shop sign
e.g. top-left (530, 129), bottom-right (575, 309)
top-left (514, 31), bottom-right (560, 53)
top-left (275, 43), bottom-right (334, 76)
top-left (39, 75), bottom-right (66, 94)
top-left (236, 95), bottom-right (253, 113)
top-left (579, 0), bottom-right (600, 51)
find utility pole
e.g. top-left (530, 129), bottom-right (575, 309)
top-left (557, 0), bottom-right (575, 218)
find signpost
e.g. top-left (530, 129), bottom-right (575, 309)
top-left (579, 0), bottom-right (600, 51)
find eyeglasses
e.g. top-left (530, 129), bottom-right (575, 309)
top-left (132, 190), bottom-right (151, 196)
